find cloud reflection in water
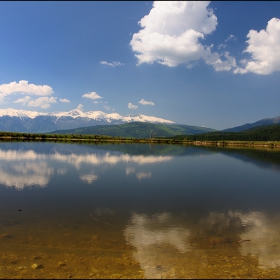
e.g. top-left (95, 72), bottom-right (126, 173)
top-left (124, 212), bottom-right (192, 278)
top-left (0, 147), bottom-right (172, 190)
top-left (124, 210), bottom-right (280, 278)
top-left (79, 173), bottom-right (99, 184)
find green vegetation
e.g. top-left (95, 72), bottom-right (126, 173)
top-left (1, 123), bottom-right (280, 149)
top-left (172, 123), bottom-right (280, 141)
top-left (0, 131), bottom-right (181, 144)
top-left (49, 122), bottom-right (216, 138)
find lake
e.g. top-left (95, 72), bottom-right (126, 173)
top-left (0, 141), bottom-right (280, 279)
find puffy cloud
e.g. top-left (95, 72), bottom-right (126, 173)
top-left (82, 91), bottom-right (103, 100)
top-left (28, 97), bottom-right (57, 109)
top-left (77, 104), bottom-right (84, 111)
top-left (130, 1), bottom-right (236, 71)
top-left (235, 18), bottom-right (280, 75)
top-left (0, 80), bottom-right (55, 106)
top-left (139, 99), bottom-right (155, 106)
top-left (13, 96), bottom-right (31, 105)
top-left (0, 80), bottom-right (54, 96)
top-left (100, 61), bottom-right (124, 67)
top-left (59, 98), bottom-right (70, 103)
top-left (205, 50), bottom-right (236, 71)
top-left (14, 96), bottom-right (57, 109)
top-left (128, 102), bottom-right (138, 109)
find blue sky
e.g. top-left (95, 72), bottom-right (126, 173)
top-left (0, 1), bottom-right (280, 130)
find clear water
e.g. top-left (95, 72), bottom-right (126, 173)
top-left (0, 141), bottom-right (280, 278)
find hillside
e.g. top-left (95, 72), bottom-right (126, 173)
top-left (49, 122), bottom-right (216, 138)
top-left (173, 123), bottom-right (280, 141)
top-left (223, 116), bottom-right (280, 132)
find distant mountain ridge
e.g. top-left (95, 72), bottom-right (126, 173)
top-left (223, 116), bottom-right (280, 132)
top-left (1, 108), bottom-right (280, 136)
top-left (0, 108), bottom-right (175, 133)
top-left (49, 122), bottom-right (216, 138)
top-left (174, 123), bottom-right (280, 141)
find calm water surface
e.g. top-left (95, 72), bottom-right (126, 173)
top-left (0, 142), bottom-right (280, 278)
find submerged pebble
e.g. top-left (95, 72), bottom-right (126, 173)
top-left (31, 263), bottom-right (43, 269)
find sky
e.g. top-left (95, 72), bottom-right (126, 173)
top-left (0, 1), bottom-right (280, 130)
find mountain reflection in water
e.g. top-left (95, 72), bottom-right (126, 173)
top-left (0, 142), bottom-right (280, 278)
top-left (0, 143), bottom-right (173, 190)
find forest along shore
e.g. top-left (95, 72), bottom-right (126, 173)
top-left (0, 132), bottom-right (280, 149)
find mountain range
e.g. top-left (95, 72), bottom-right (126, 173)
top-left (0, 108), bottom-right (279, 136)
top-left (176, 123), bottom-right (280, 142)
top-left (0, 108), bottom-right (175, 133)
top-left (50, 122), bottom-right (216, 138)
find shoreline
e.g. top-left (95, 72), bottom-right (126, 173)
top-left (0, 135), bottom-right (280, 149)
top-left (189, 140), bottom-right (280, 149)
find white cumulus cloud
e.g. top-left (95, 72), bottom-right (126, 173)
top-left (234, 17), bottom-right (280, 75)
top-left (0, 80), bottom-right (55, 105)
top-left (100, 61), bottom-right (124, 67)
top-left (0, 80), bottom-right (54, 96)
top-left (128, 102), bottom-right (138, 109)
top-left (139, 99), bottom-right (155, 106)
top-left (59, 98), bottom-right (70, 103)
top-left (14, 96), bottom-right (57, 109)
top-left (130, 1), bottom-right (236, 71)
top-left (13, 96), bottom-right (31, 105)
top-left (82, 91), bottom-right (103, 100)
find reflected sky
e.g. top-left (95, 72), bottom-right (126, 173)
top-left (1, 142), bottom-right (280, 192)
top-left (0, 143), bottom-right (173, 190)
top-left (124, 210), bottom-right (280, 278)
top-left (0, 142), bottom-right (280, 278)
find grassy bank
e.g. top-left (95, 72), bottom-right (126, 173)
top-left (0, 132), bottom-right (280, 149)
top-left (188, 140), bottom-right (280, 149)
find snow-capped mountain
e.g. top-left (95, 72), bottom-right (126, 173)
top-left (0, 108), bottom-right (174, 133)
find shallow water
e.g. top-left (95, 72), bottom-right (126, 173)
top-left (0, 142), bottom-right (280, 278)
